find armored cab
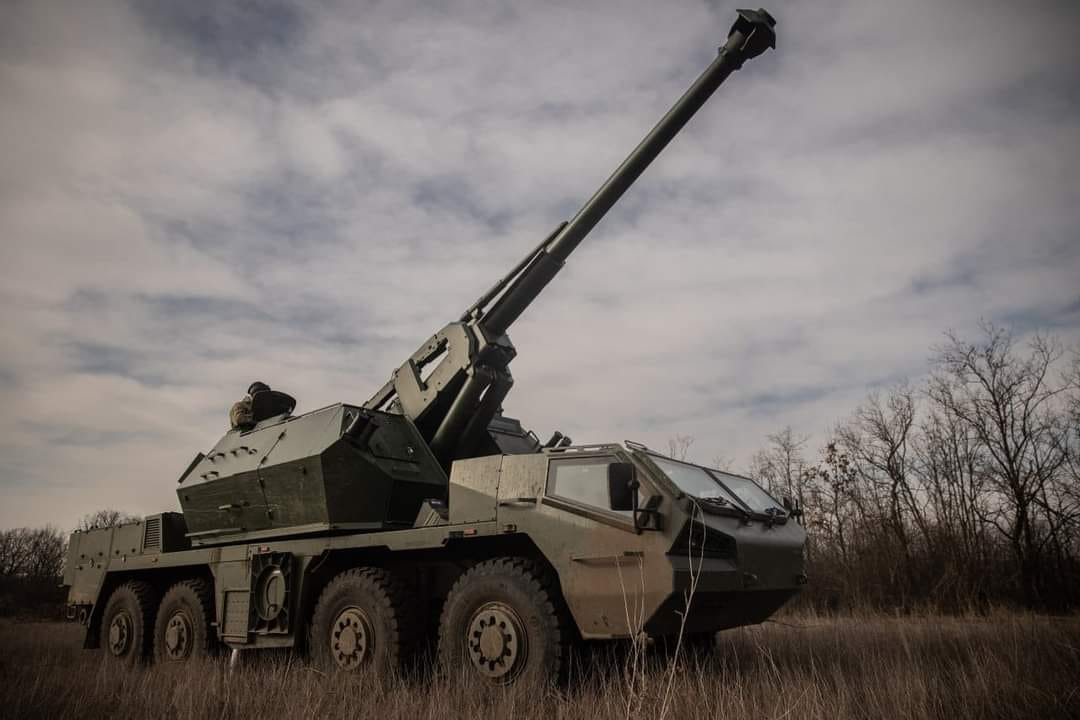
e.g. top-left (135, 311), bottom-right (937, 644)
top-left (177, 404), bottom-right (447, 544)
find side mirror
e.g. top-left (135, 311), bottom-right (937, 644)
top-left (608, 462), bottom-right (639, 512)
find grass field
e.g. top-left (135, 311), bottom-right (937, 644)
top-left (1, 612), bottom-right (1077, 720)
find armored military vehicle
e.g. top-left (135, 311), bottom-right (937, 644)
top-left (64, 8), bottom-right (805, 684)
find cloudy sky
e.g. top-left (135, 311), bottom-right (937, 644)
top-left (2, 0), bottom-right (1078, 531)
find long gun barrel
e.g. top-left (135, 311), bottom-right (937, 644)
top-left (368, 9), bottom-right (776, 466)
top-left (475, 8), bottom-right (776, 337)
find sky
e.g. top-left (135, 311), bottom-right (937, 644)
top-left (1, 0), bottom-right (1078, 532)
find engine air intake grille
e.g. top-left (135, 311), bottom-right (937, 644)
top-left (142, 516), bottom-right (162, 551)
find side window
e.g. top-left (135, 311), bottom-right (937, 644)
top-left (547, 458), bottom-right (631, 516)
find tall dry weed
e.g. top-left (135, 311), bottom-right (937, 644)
top-left (1, 614), bottom-right (1078, 720)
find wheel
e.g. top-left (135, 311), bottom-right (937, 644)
top-left (438, 557), bottom-right (569, 685)
top-left (153, 579), bottom-right (216, 663)
top-left (308, 567), bottom-right (417, 673)
top-left (99, 580), bottom-right (157, 665)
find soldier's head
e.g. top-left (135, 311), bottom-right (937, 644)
top-left (248, 381), bottom-right (270, 397)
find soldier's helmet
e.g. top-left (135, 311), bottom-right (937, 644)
top-left (247, 381), bottom-right (296, 423)
top-left (248, 381), bottom-right (271, 396)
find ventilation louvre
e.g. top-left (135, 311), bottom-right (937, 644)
top-left (142, 516), bottom-right (162, 551)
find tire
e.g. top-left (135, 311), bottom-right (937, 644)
top-left (438, 557), bottom-right (569, 685)
top-left (308, 567), bottom-right (417, 673)
top-left (153, 579), bottom-right (216, 663)
top-left (99, 580), bottom-right (157, 665)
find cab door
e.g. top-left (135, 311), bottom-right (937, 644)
top-left (497, 453), bottom-right (669, 640)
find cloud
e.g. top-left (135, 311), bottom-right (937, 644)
top-left (1, 0), bottom-right (1078, 530)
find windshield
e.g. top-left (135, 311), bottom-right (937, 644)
top-left (708, 470), bottom-right (783, 514)
top-left (650, 456), bottom-right (742, 506)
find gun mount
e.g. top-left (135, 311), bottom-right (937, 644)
top-left (365, 9), bottom-right (777, 467)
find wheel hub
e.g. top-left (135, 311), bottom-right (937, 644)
top-left (163, 612), bottom-right (192, 660)
top-left (331, 607), bottom-right (373, 670)
top-left (466, 602), bottom-right (528, 682)
top-left (107, 611), bottom-right (133, 656)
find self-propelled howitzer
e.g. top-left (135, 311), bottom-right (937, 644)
top-left (63, 10), bottom-right (807, 685)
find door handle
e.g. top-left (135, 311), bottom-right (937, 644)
top-left (498, 497), bottom-right (538, 507)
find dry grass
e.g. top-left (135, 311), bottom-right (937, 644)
top-left (1, 612), bottom-right (1078, 720)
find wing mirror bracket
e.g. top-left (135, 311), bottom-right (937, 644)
top-left (608, 462), bottom-right (662, 533)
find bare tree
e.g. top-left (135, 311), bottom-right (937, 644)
top-left (667, 435), bottom-right (694, 461)
top-left (917, 406), bottom-right (992, 605)
top-left (23, 527), bottom-right (66, 578)
top-left (0, 527), bottom-right (66, 578)
top-left (803, 441), bottom-right (858, 562)
top-left (749, 426), bottom-right (808, 501)
top-left (747, 325), bottom-right (1079, 612)
top-left (928, 323), bottom-right (1069, 606)
top-left (836, 386), bottom-right (931, 572)
top-left (1065, 349), bottom-right (1080, 482)
top-left (711, 455), bottom-right (735, 472)
top-left (77, 509), bottom-right (139, 532)
top-left (0, 529), bottom-right (32, 577)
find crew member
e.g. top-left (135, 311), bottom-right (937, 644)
top-left (229, 381), bottom-right (296, 430)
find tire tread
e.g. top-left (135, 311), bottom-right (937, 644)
top-left (154, 577), bottom-right (216, 661)
top-left (100, 580), bottom-right (157, 664)
top-left (308, 567), bottom-right (419, 671)
top-left (438, 556), bottom-right (570, 682)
